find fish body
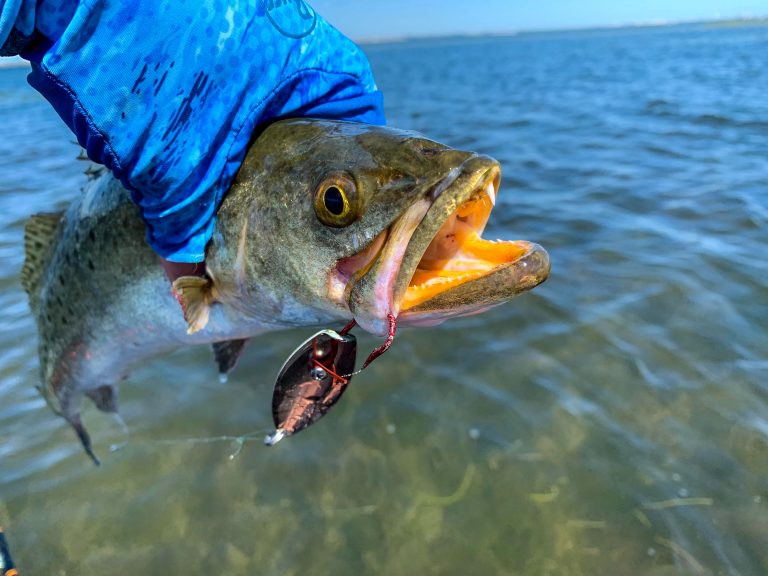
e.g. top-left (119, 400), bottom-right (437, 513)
top-left (22, 119), bottom-right (550, 457)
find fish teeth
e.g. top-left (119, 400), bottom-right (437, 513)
top-left (485, 181), bottom-right (496, 206)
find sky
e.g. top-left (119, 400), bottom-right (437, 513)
top-left (310, 0), bottom-right (768, 41)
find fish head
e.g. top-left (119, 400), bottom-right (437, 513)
top-left (211, 119), bottom-right (549, 334)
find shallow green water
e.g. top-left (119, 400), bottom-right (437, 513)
top-left (1, 23), bottom-right (767, 575)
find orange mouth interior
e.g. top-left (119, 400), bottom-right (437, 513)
top-left (400, 181), bottom-right (529, 310)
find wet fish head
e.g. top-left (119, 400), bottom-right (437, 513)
top-left (208, 119), bottom-right (550, 334)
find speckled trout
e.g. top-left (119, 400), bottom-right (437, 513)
top-left (21, 119), bottom-right (550, 461)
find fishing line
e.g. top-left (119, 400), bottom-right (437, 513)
top-left (107, 428), bottom-right (274, 460)
top-left (337, 313), bottom-right (398, 378)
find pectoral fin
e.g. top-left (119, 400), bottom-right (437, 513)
top-left (86, 385), bottom-right (119, 414)
top-left (172, 276), bottom-right (216, 334)
top-left (212, 338), bottom-right (250, 382)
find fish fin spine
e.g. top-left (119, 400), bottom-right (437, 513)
top-left (21, 211), bottom-right (64, 298)
top-left (172, 276), bottom-right (215, 334)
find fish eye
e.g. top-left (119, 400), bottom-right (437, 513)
top-left (324, 186), bottom-right (345, 215)
top-left (314, 174), bottom-right (358, 227)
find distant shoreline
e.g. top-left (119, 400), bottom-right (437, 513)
top-left (356, 16), bottom-right (768, 45)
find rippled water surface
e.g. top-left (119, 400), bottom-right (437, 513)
top-left (1, 23), bottom-right (767, 575)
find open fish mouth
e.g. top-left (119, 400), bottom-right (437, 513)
top-left (400, 168), bottom-right (520, 309)
top-left (345, 155), bottom-right (550, 335)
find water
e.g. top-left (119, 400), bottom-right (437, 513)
top-left (1, 22), bottom-right (767, 575)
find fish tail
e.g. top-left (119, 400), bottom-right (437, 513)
top-left (68, 414), bottom-right (100, 466)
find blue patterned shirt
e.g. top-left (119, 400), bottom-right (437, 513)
top-left (1, 0), bottom-right (385, 261)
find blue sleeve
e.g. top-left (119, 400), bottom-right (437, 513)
top-left (11, 0), bottom-right (385, 262)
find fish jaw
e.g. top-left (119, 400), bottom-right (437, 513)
top-left (342, 155), bottom-right (550, 335)
top-left (398, 242), bottom-right (550, 324)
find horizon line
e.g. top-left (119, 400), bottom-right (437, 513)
top-left (353, 15), bottom-right (768, 45)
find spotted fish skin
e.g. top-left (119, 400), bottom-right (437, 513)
top-left (25, 174), bottom-right (268, 439)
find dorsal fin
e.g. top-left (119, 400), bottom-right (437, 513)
top-left (22, 212), bottom-right (63, 297)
